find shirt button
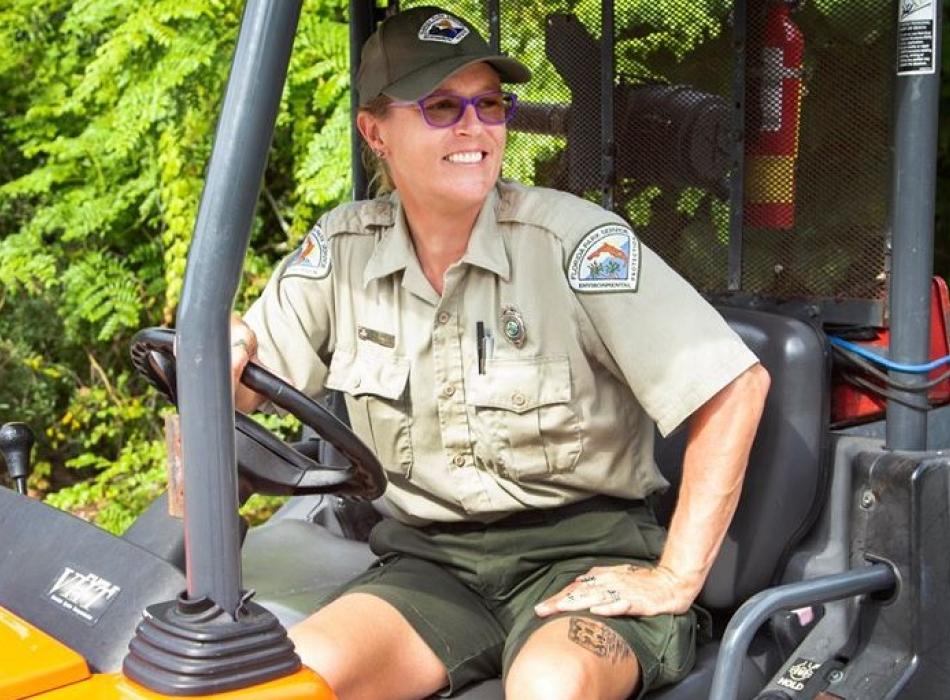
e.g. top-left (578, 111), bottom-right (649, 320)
top-left (442, 383), bottom-right (455, 397)
top-left (437, 311), bottom-right (451, 324)
top-left (511, 392), bottom-right (526, 407)
top-left (452, 453), bottom-right (466, 467)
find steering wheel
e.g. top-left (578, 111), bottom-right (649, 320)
top-left (130, 327), bottom-right (385, 500)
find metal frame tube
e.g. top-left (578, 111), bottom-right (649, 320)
top-left (349, 0), bottom-right (377, 200)
top-left (886, 1), bottom-right (942, 450)
top-left (727, 0), bottom-right (747, 292)
top-left (487, 0), bottom-right (500, 53)
top-left (175, 0), bottom-right (302, 616)
top-left (709, 564), bottom-right (896, 700)
top-left (600, 0), bottom-right (615, 210)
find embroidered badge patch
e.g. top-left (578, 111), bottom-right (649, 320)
top-left (567, 224), bottom-right (640, 293)
top-left (418, 13), bottom-right (470, 44)
top-left (284, 224), bottom-right (331, 280)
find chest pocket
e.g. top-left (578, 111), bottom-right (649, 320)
top-left (325, 349), bottom-right (413, 477)
top-left (466, 355), bottom-right (581, 480)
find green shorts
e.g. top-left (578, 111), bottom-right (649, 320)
top-left (319, 496), bottom-right (698, 697)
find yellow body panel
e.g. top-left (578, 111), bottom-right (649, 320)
top-left (0, 606), bottom-right (90, 700)
top-left (35, 669), bottom-right (335, 700)
top-left (0, 606), bottom-right (334, 700)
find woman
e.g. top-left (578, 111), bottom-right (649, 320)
top-left (231, 5), bottom-right (770, 699)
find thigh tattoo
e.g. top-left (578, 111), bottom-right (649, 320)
top-left (567, 617), bottom-right (633, 665)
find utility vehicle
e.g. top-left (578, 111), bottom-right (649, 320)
top-left (0, 0), bottom-right (945, 698)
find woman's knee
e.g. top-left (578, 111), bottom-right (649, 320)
top-left (287, 594), bottom-right (449, 700)
top-left (505, 650), bottom-right (595, 700)
top-left (288, 621), bottom-right (356, 691)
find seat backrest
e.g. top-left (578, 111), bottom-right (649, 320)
top-left (653, 306), bottom-right (829, 610)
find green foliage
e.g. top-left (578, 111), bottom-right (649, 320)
top-left (36, 371), bottom-right (168, 533)
top-left (0, 0), bottom-right (351, 532)
top-left (46, 435), bottom-right (167, 535)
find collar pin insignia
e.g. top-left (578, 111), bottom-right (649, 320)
top-left (501, 306), bottom-right (526, 348)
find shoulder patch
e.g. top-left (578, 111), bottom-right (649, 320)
top-left (283, 224), bottom-right (331, 280)
top-left (418, 13), bottom-right (470, 44)
top-left (567, 224), bottom-right (640, 293)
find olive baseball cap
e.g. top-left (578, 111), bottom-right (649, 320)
top-left (357, 5), bottom-right (531, 107)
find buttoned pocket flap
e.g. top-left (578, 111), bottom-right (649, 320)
top-left (326, 349), bottom-right (410, 400)
top-left (468, 355), bottom-right (571, 414)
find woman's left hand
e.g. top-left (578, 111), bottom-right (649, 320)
top-left (533, 564), bottom-right (698, 618)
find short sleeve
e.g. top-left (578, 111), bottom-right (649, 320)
top-left (566, 226), bottom-right (758, 437)
top-left (243, 247), bottom-right (335, 401)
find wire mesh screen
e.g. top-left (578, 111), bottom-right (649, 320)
top-left (395, 0), bottom-right (893, 311)
top-left (741, 0), bottom-right (892, 304)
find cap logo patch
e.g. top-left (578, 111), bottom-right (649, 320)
top-left (567, 224), bottom-right (640, 293)
top-left (284, 224), bottom-right (331, 280)
top-left (418, 13), bottom-right (470, 44)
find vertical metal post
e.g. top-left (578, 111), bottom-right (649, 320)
top-left (350, 0), bottom-right (377, 201)
top-left (600, 0), bottom-right (615, 211)
top-left (886, 1), bottom-right (942, 451)
top-left (175, 0), bottom-right (302, 617)
top-left (487, 0), bottom-right (501, 53)
top-left (728, 0), bottom-right (748, 291)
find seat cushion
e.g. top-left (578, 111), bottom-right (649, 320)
top-left (243, 519), bottom-right (376, 627)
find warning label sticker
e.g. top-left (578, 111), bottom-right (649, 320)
top-left (897, 0), bottom-right (936, 75)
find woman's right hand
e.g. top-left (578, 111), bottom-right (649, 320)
top-left (231, 314), bottom-right (264, 413)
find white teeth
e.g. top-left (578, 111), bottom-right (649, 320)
top-left (446, 151), bottom-right (483, 164)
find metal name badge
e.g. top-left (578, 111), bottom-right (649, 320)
top-left (500, 306), bottom-right (526, 348)
top-left (357, 326), bottom-right (396, 348)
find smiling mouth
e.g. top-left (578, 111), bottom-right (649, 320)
top-left (445, 151), bottom-right (486, 164)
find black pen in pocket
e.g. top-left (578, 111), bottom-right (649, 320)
top-left (476, 321), bottom-right (485, 374)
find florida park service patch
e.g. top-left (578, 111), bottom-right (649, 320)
top-left (567, 224), bottom-right (640, 292)
top-left (283, 224), bottom-right (331, 280)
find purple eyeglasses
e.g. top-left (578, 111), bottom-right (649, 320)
top-left (390, 91), bottom-right (518, 128)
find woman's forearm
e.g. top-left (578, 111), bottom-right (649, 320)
top-left (658, 363), bottom-right (771, 599)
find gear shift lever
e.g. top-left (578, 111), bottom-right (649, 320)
top-left (0, 422), bottom-right (35, 495)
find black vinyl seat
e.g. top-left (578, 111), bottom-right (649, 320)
top-left (244, 305), bottom-right (830, 699)
top-left (642, 306), bottom-right (829, 699)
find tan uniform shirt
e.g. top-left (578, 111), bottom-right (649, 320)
top-left (245, 181), bottom-right (758, 525)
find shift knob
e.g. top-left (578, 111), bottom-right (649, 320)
top-left (0, 422), bottom-right (35, 495)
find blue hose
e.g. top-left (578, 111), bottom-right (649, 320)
top-left (829, 336), bottom-right (950, 374)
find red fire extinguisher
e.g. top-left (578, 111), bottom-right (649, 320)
top-left (743, 0), bottom-right (805, 230)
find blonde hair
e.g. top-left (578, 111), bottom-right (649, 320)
top-left (359, 95), bottom-right (395, 196)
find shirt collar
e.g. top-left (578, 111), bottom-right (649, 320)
top-left (363, 192), bottom-right (416, 285)
top-left (362, 186), bottom-right (511, 290)
top-left (458, 187), bottom-right (511, 281)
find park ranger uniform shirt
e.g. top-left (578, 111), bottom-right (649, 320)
top-left (244, 180), bottom-right (759, 525)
